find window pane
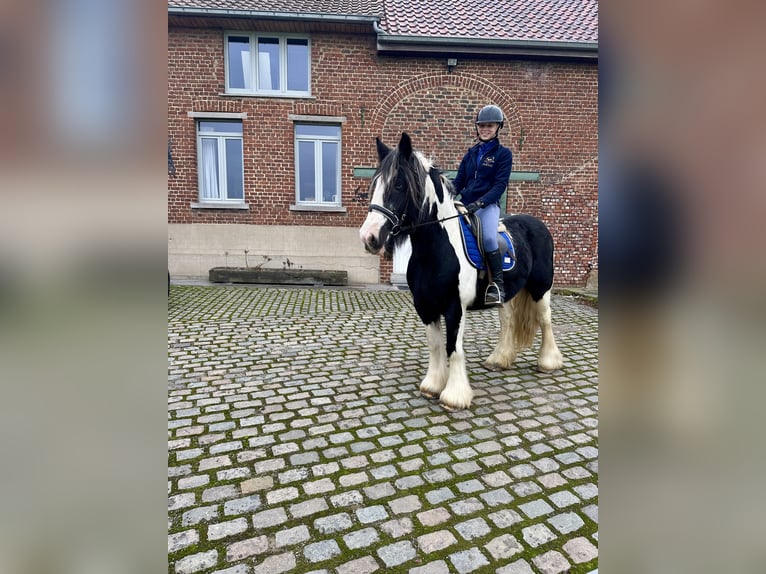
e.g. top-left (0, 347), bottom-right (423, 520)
top-left (227, 36), bottom-right (250, 89)
top-left (321, 142), bottom-right (338, 202)
top-left (286, 38), bottom-right (309, 92)
top-left (200, 138), bottom-right (220, 200)
top-left (295, 124), bottom-right (340, 138)
top-left (199, 121), bottom-right (242, 134)
top-left (257, 38), bottom-right (280, 90)
top-left (225, 138), bottom-right (243, 200)
top-left (297, 140), bottom-right (316, 202)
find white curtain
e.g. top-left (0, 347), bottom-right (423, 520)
top-left (258, 51), bottom-right (272, 90)
top-left (201, 138), bottom-right (219, 200)
top-left (241, 51), bottom-right (251, 90)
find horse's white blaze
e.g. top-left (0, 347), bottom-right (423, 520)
top-left (420, 321), bottom-right (449, 396)
top-left (359, 212), bottom-right (385, 251)
top-left (359, 176), bottom-right (388, 250)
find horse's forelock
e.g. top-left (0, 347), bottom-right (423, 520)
top-left (402, 150), bottom-right (429, 208)
top-left (373, 149), bottom-right (397, 193)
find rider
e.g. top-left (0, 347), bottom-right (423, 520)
top-left (452, 105), bottom-right (513, 306)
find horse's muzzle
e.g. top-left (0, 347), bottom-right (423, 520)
top-left (360, 211), bottom-right (390, 255)
top-left (362, 232), bottom-right (386, 255)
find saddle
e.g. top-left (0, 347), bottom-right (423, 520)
top-left (454, 202), bottom-right (516, 272)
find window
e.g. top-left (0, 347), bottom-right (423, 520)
top-left (196, 120), bottom-right (244, 203)
top-left (226, 33), bottom-right (310, 96)
top-left (295, 124), bottom-right (341, 207)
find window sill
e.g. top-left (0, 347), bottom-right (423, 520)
top-left (289, 204), bottom-right (347, 213)
top-left (220, 92), bottom-right (315, 100)
top-left (191, 201), bottom-right (250, 210)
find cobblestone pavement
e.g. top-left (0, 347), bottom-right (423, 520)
top-left (168, 285), bottom-right (598, 574)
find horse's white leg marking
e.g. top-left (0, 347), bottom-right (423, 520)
top-left (439, 313), bottom-right (474, 410)
top-left (420, 321), bottom-right (448, 398)
top-left (536, 290), bottom-right (564, 372)
top-left (485, 297), bottom-right (517, 369)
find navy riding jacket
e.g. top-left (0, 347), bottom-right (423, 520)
top-left (452, 138), bottom-right (513, 207)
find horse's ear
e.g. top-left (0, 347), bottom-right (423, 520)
top-left (398, 132), bottom-right (413, 158)
top-left (375, 137), bottom-right (391, 162)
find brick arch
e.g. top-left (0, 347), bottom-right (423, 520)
top-left (368, 72), bottom-right (522, 167)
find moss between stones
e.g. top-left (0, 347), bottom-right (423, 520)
top-left (168, 285), bottom-right (599, 572)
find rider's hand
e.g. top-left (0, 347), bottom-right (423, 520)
top-left (466, 201), bottom-right (485, 214)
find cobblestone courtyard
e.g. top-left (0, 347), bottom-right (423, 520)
top-left (168, 285), bottom-right (598, 574)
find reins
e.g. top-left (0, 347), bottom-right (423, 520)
top-left (368, 204), bottom-right (464, 237)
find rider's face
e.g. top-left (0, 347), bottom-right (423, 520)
top-left (477, 122), bottom-right (499, 140)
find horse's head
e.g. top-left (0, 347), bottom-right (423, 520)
top-left (359, 132), bottom-right (430, 257)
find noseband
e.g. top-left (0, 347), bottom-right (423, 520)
top-left (368, 204), bottom-right (408, 237)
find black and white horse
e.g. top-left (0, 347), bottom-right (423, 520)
top-left (359, 132), bottom-right (563, 410)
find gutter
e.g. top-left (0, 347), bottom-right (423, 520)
top-left (374, 21), bottom-right (597, 59)
top-left (168, 6), bottom-right (380, 25)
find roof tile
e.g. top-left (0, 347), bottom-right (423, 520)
top-left (168, 0), bottom-right (383, 17)
top-left (168, 0), bottom-right (597, 43)
top-left (380, 0), bottom-right (597, 43)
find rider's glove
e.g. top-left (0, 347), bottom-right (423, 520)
top-left (466, 200), bottom-right (485, 214)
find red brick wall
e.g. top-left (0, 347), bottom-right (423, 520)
top-left (168, 26), bottom-right (598, 286)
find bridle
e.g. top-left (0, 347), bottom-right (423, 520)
top-left (368, 204), bottom-right (408, 237)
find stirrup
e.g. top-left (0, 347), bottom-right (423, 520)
top-left (485, 283), bottom-right (503, 306)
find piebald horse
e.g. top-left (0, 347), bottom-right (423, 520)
top-left (359, 133), bottom-right (563, 410)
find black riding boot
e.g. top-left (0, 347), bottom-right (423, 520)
top-left (484, 249), bottom-right (506, 306)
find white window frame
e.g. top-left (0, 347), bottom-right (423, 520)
top-left (191, 115), bottom-right (247, 209)
top-left (224, 32), bottom-right (311, 97)
top-left (293, 122), bottom-right (343, 211)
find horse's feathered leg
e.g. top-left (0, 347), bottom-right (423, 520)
top-left (438, 301), bottom-right (474, 410)
top-left (484, 298), bottom-right (517, 370)
top-left (535, 290), bottom-right (563, 372)
top-left (419, 321), bottom-right (448, 399)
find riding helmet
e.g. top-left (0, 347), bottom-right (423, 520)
top-left (475, 105), bottom-right (505, 128)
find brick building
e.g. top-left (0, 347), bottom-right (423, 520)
top-left (168, 0), bottom-right (598, 286)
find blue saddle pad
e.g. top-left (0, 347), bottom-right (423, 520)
top-left (458, 216), bottom-right (516, 271)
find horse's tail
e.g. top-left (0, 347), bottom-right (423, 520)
top-left (511, 288), bottom-right (539, 350)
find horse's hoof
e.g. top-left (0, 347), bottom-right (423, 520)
top-left (440, 401), bottom-right (467, 412)
top-left (537, 365), bottom-right (560, 373)
top-left (420, 390), bottom-right (440, 400)
top-left (483, 361), bottom-right (508, 371)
